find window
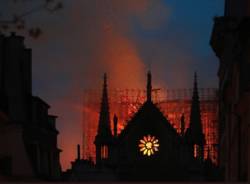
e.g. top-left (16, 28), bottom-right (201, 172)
top-left (101, 145), bottom-right (108, 159)
top-left (194, 144), bottom-right (202, 158)
top-left (139, 135), bottom-right (159, 156)
top-left (194, 144), bottom-right (198, 158)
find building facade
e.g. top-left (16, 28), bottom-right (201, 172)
top-left (91, 72), bottom-right (218, 181)
top-left (82, 87), bottom-right (219, 165)
top-left (210, 0), bottom-right (250, 181)
top-left (0, 33), bottom-right (61, 181)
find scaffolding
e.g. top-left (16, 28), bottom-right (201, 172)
top-left (82, 88), bottom-right (218, 164)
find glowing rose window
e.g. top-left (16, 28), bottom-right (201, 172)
top-left (139, 135), bottom-right (159, 156)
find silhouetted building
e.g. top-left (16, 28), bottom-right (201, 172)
top-left (113, 72), bottom-right (217, 181)
top-left (82, 86), bottom-right (219, 164)
top-left (211, 0), bottom-right (250, 181)
top-left (63, 144), bottom-right (116, 181)
top-left (94, 73), bottom-right (114, 167)
top-left (224, 0), bottom-right (250, 17)
top-left (185, 73), bottom-right (205, 161)
top-left (0, 33), bottom-right (61, 181)
top-left (63, 145), bottom-right (96, 181)
top-left (0, 110), bottom-right (35, 181)
top-left (65, 72), bottom-right (217, 181)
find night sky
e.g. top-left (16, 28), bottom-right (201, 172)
top-left (1, 0), bottom-right (224, 170)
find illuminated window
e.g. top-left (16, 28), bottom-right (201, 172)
top-left (101, 145), bottom-right (108, 159)
top-left (194, 144), bottom-right (199, 158)
top-left (139, 135), bottom-right (159, 156)
top-left (194, 144), bottom-right (198, 158)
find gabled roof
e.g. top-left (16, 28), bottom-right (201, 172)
top-left (32, 96), bottom-right (50, 108)
top-left (118, 100), bottom-right (179, 140)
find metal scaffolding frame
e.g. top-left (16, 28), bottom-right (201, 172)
top-left (82, 88), bottom-right (218, 164)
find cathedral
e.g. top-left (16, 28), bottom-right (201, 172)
top-left (93, 71), bottom-right (218, 181)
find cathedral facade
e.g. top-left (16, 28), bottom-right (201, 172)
top-left (94, 72), bottom-right (217, 181)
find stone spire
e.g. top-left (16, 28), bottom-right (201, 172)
top-left (188, 72), bottom-right (204, 146)
top-left (97, 73), bottom-right (112, 138)
top-left (94, 73), bottom-right (113, 166)
top-left (147, 71), bottom-right (152, 102)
